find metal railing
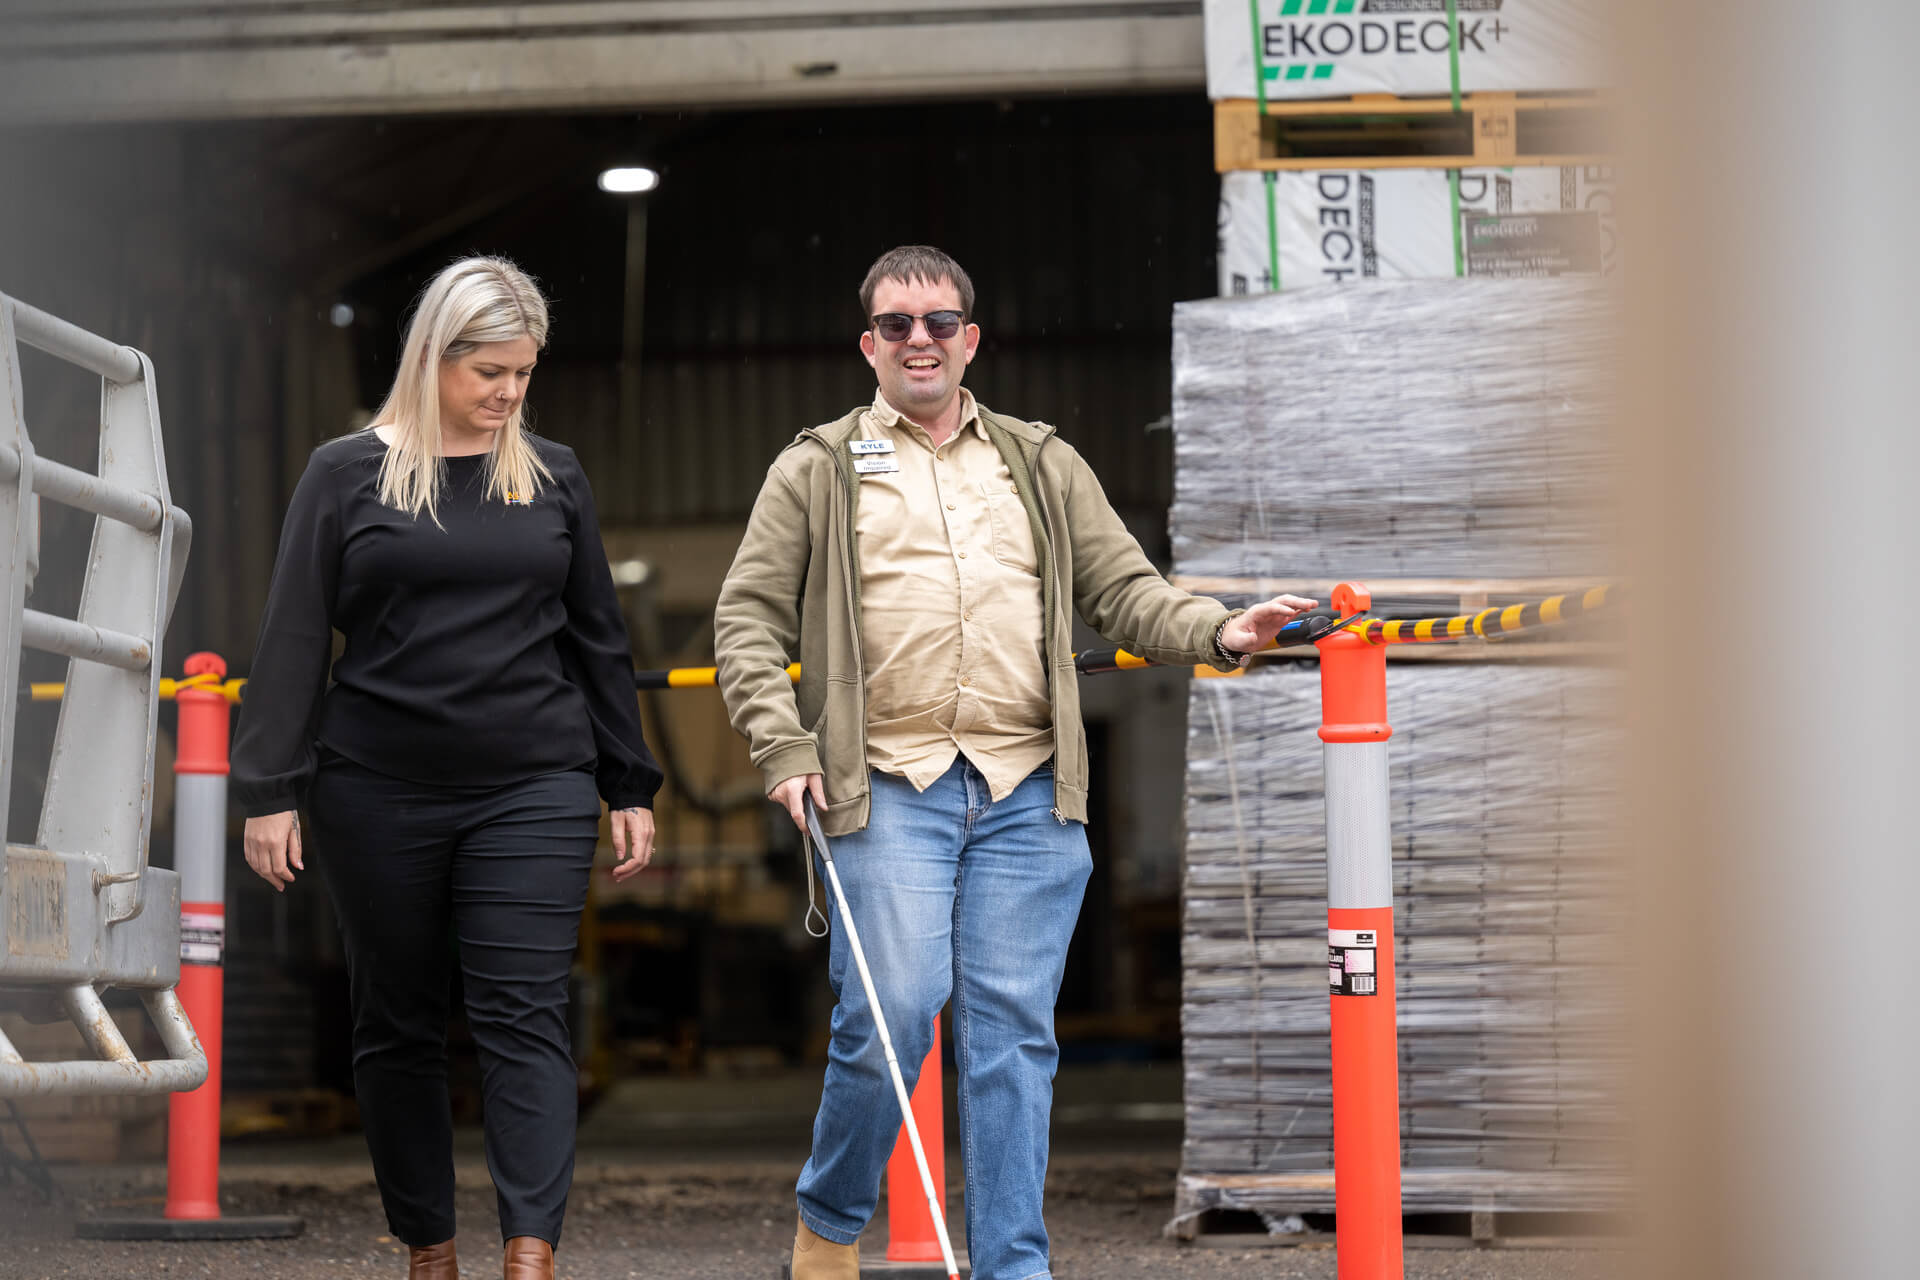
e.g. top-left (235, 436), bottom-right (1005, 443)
top-left (0, 291), bottom-right (205, 1098)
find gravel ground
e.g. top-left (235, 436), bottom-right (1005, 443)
top-left (0, 1154), bottom-right (1623, 1280)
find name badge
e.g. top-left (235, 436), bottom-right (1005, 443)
top-left (854, 456), bottom-right (901, 475)
top-left (850, 438), bottom-right (896, 455)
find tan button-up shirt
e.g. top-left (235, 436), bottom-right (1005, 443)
top-left (854, 390), bottom-right (1054, 800)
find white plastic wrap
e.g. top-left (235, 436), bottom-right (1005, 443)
top-left (1177, 664), bottom-right (1627, 1216)
top-left (1218, 166), bottom-right (1620, 296)
top-left (1170, 279), bottom-right (1619, 582)
top-left (1204, 0), bottom-right (1611, 101)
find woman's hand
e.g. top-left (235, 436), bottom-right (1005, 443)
top-left (609, 806), bottom-right (656, 883)
top-left (243, 810), bottom-right (304, 892)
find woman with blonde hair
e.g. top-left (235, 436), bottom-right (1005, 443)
top-left (232, 256), bottom-right (660, 1280)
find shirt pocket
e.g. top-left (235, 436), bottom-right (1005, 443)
top-left (854, 464), bottom-right (911, 556)
top-left (980, 481), bottom-right (1039, 576)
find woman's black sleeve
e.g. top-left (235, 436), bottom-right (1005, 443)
top-left (554, 450), bottom-right (664, 810)
top-left (230, 450), bottom-right (343, 818)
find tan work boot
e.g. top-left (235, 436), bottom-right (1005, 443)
top-left (791, 1215), bottom-right (859, 1280)
top-left (503, 1235), bottom-right (554, 1280)
top-left (406, 1239), bottom-right (457, 1279)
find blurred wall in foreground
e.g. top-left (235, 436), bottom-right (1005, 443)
top-left (1621, 3), bottom-right (1920, 1276)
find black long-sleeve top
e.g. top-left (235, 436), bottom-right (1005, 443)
top-left (231, 430), bottom-right (663, 818)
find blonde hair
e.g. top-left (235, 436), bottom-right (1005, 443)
top-left (368, 256), bottom-right (554, 523)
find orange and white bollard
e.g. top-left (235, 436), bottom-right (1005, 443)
top-left (165, 651), bottom-right (231, 1221)
top-left (1314, 584), bottom-right (1403, 1280)
top-left (84, 654), bottom-right (301, 1240)
top-left (885, 1020), bottom-right (962, 1270)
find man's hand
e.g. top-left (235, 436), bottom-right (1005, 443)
top-left (610, 807), bottom-right (656, 883)
top-left (1219, 594), bottom-right (1320, 656)
top-left (243, 810), bottom-right (303, 892)
top-left (769, 773), bottom-right (828, 833)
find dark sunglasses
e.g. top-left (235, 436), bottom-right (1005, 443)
top-left (870, 311), bottom-right (965, 342)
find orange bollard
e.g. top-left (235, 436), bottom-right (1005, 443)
top-left (885, 1018), bottom-right (951, 1264)
top-left (166, 652), bottom-right (231, 1222)
top-left (78, 656), bottom-right (301, 1240)
top-left (1315, 585), bottom-right (1404, 1280)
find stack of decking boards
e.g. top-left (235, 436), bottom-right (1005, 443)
top-left (1170, 278), bottom-right (1628, 1233)
top-left (1205, 0), bottom-right (1616, 295)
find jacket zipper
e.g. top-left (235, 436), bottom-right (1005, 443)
top-left (1028, 432), bottom-right (1069, 825)
top-left (808, 429), bottom-right (869, 793)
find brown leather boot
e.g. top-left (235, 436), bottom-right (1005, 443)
top-left (406, 1239), bottom-right (457, 1280)
top-left (503, 1235), bottom-right (554, 1280)
top-left (790, 1215), bottom-right (859, 1280)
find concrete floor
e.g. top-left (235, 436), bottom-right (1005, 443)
top-left (0, 1064), bottom-right (1625, 1279)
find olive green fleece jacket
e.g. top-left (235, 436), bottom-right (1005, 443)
top-left (713, 404), bottom-right (1241, 838)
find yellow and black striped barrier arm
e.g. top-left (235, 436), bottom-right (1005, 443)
top-left (18, 586), bottom-right (1620, 703)
top-left (634, 663), bottom-right (799, 690)
top-left (1348, 583), bottom-right (1619, 646)
top-left (634, 651), bottom-right (1165, 686)
top-left (1075, 612), bottom-right (1326, 675)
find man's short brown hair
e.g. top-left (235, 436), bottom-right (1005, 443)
top-left (859, 246), bottom-right (975, 321)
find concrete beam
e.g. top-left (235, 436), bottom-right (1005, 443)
top-left (0, 1), bottom-right (1205, 123)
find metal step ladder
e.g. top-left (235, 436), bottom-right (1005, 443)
top-left (0, 291), bottom-right (205, 1096)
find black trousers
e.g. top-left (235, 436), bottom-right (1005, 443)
top-left (307, 751), bottom-right (601, 1247)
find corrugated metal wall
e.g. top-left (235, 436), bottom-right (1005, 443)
top-left (342, 97), bottom-right (1215, 536)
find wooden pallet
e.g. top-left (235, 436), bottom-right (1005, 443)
top-left (220, 1088), bottom-right (355, 1140)
top-left (1185, 1210), bottom-right (1629, 1251)
top-left (1173, 576), bottom-right (1619, 613)
top-left (1214, 93), bottom-right (1613, 173)
top-left (1171, 1169), bottom-right (1632, 1245)
top-left (1265, 640), bottom-right (1621, 665)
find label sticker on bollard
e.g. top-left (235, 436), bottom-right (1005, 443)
top-left (1328, 928), bottom-right (1378, 997)
top-left (181, 910), bottom-right (224, 965)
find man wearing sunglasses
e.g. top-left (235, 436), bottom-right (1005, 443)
top-left (715, 246), bottom-right (1313, 1280)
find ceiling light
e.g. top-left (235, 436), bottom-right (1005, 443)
top-left (597, 166), bottom-right (659, 195)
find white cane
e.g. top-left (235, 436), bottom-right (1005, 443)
top-left (805, 798), bottom-right (962, 1280)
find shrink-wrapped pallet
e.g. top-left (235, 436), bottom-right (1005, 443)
top-left (1170, 279), bottom-right (1619, 586)
top-left (1176, 663), bottom-right (1627, 1225)
top-left (1170, 277), bottom-right (1625, 1230)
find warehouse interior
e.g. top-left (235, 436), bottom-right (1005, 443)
top-left (0, 91), bottom-right (1217, 1107)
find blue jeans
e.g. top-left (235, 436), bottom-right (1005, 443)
top-left (796, 758), bottom-right (1092, 1280)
